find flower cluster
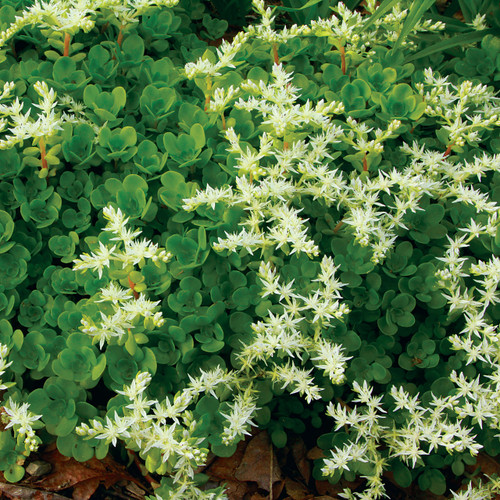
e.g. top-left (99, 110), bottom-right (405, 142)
top-left (435, 228), bottom-right (500, 424)
top-left (236, 258), bottom-right (351, 400)
top-left (0, 344), bottom-right (12, 392)
top-left (74, 205), bottom-right (172, 278)
top-left (308, 0), bottom-right (444, 57)
top-left (74, 206), bottom-right (171, 346)
top-left (75, 253), bottom-right (352, 493)
top-left (184, 32), bottom-right (249, 79)
top-left (81, 288), bottom-right (164, 348)
top-left (76, 368), bottom-right (249, 498)
top-left (185, 63), bottom-right (471, 264)
top-left (324, 382), bottom-right (481, 500)
top-left (1, 398), bottom-right (43, 453)
top-left (248, 0), bottom-right (309, 44)
top-left (0, 81), bottom-right (64, 150)
top-left (184, 63), bottom-right (347, 259)
top-left (417, 68), bottom-right (500, 148)
top-left (0, 0), bottom-right (180, 48)
top-left (450, 479), bottom-right (500, 500)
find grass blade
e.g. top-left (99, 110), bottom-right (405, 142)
top-left (275, 0), bottom-right (325, 12)
top-left (345, 0), bottom-right (363, 9)
top-left (363, 0), bottom-right (400, 29)
top-left (458, 0), bottom-right (479, 22)
top-left (404, 28), bottom-right (497, 62)
top-left (393, 0), bottom-right (435, 50)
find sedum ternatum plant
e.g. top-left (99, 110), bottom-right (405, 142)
top-left (0, 0), bottom-right (499, 498)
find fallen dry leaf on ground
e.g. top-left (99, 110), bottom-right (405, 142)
top-left (31, 446), bottom-right (142, 500)
top-left (0, 481), bottom-right (70, 500)
top-left (235, 431), bottom-right (282, 491)
top-left (207, 440), bottom-right (248, 481)
top-left (284, 477), bottom-right (311, 499)
top-left (290, 438), bottom-right (310, 484)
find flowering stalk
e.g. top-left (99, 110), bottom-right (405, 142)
top-left (1, 397), bottom-right (43, 453)
top-left (73, 206), bottom-right (171, 347)
top-left (0, 0), bottom-right (181, 52)
top-left (0, 344), bottom-right (13, 392)
top-left (76, 369), bottom-right (234, 498)
top-left (417, 69), bottom-right (500, 147)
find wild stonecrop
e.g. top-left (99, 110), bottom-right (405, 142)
top-left (0, 0), bottom-right (499, 498)
top-left (73, 205), bottom-right (170, 345)
top-left (73, 207), bottom-right (351, 498)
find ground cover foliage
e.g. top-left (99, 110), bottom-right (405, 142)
top-left (0, 0), bottom-right (499, 498)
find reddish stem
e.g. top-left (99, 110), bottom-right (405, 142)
top-left (273, 43), bottom-right (279, 64)
top-left (39, 137), bottom-right (48, 170)
top-left (127, 275), bottom-right (140, 300)
top-left (63, 32), bottom-right (71, 57)
top-left (221, 113), bottom-right (226, 130)
top-left (362, 153), bottom-right (368, 172)
top-left (443, 143), bottom-right (453, 158)
top-left (283, 141), bottom-right (289, 150)
top-left (339, 46), bottom-right (346, 75)
top-left (117, 28), bottom-right (124, 48)
top-left (333, 220), bottom-right (344, 233)
top-left (204, 77), bottom-right (212, 112)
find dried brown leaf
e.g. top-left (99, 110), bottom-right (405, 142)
top-left (306, 447), bottom-right (325, 460)
top-left (315, 480), bottom-right (346, 497)
top-left (71, 478), bottom-right (100, 500)
top-left (285, 477), bottom-right (311, 500)
top-left (34, 448), bottom-right (137, 497)
top-left (291, 438), bottom-right (310, 484)
top-left (0, 481), bottom-right (69, 499)
top-left (223, 479), bottom-right (250, 500)
top-left (235, 431), bottom-right (281, 491)
top-left (208, 440), bottom-right (248, 481)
